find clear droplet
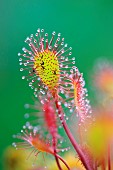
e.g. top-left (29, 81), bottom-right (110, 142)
top-left (22, 76), bottom-right (25, 79)
top-left (20, 68), bottom-right (23, 71)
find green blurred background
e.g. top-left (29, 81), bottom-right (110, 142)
top-left (0, 0), bottom-right (113, 169)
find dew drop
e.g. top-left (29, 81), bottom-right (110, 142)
top-left (18, 53), bottom-right (21, 56)
top-left (54, 43), bottom-right (57, 48)
top-left (52, 31), bottom-right (56, 35)
top-left (72, 66), bottom-right (76, 69)
top-left (30, 34), bottom-right (33, 38)
top-left (12, 142), bottom-right (16, 147)
top-left (64, 44), bottom-right (68, 47)
top-left (26, 121), bottom-right (30, 127)
top-left (61, 90), bottom-right (64, 94)
top-left (35, 94), bottom-right (38, 97)
top-left (61, 56), bottom-right (64, 59)
top-left (29, 82), bottom-right (32, 86)
top-left (35, 33), bottom-right (38, 36)
top-left (65, 57), bottom-right (68, 61)
top-left (22, 47), bottom-right (26, 51)
top-left (70, 69), bottom-right (73, 73)
top-left (57, 37), bottom-right (60, 41)
top-left (23, 125), bottom-right (26, 129)
top-left (28, 125), bottom-right (33, 130)
top-left (61, 120), bottom-right (63, 123)
top-left (61, 50), bottom-right (64, 54)
top-left (59, 125), bottom-right (62, 129)
top-left (24, 104), bottom-right (30, 109)
top-left (12, 134), bottom-right (16, 138)
top-left (60, 140), bottom-right (63, 144)
top-left (19, 62), bottom-right (22, 65)
top-left (58, 101), bottom-right (61, 105)
top-left (24, 113), bottom-right (29, 119)
top-left (41, 29), bottom-right (44, 32)
top-left (30, 57), bottom-right (33, 60)
top-left (42, 38), bottom-right (44, 42)
top-left (22, 76), bottom-right (25, 79)
top-left (37, 28), bottom-right (40, 32)
top-left (34, 88), bottom-right (38, 91)
top-left (58, 33), bottom-right (61, 36)
top-left (29, 52), bottom-right (32, 55)
top-left (65, 65), bottom-right (68, 68)
top-left (66, 117), bottom-right (69, 120)
top-left (24, 63), bottom-right (27, 66)
top-left (62, 149), bottom-right (64, 152)
top-left (56, 109), bottom-right (58, 113)
top-left (45, 33), bottom-right (48, 36)
top-left (62, 38), bottom-right (64, 41)
top-left (64, 102), bottom-right (68, 107)
top-left (19, 58), bottom-right (22, 61)
top-left (20, 68), bottom-right (23, 71)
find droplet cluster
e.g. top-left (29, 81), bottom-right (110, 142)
top-left (18, 28), bottom-right (75, 97)
top-left (59, 67), bottom-right (92, 123)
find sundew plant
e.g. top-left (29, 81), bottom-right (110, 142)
top-left (13, 28), bottom-right (113, 170)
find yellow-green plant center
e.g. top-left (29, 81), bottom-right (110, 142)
top-left (34, 50), bottom-right (60, 91)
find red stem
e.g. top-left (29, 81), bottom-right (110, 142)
top-left (101, 160), bottom-right (106, 170)
top-left (108, 144), bottom-right (111, 170)
top-left (55, 97), bottom-right (92, 170)
top-left (53, 137), bottom-right (62, 170)
top-left (56, 154), bottom-right (70, 170)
